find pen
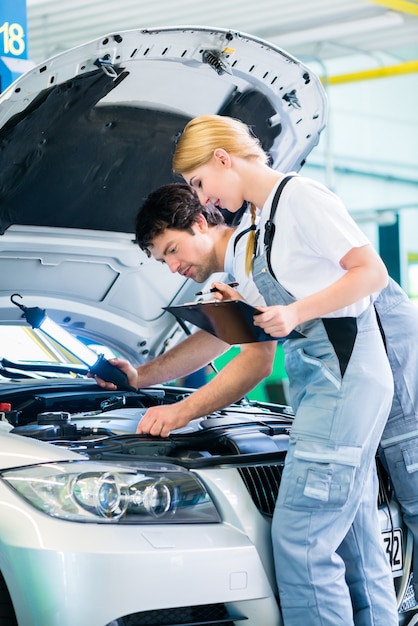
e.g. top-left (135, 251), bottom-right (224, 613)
top-left (195, 282), bottom-right (239, 296)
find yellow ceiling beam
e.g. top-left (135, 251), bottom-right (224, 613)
top-left (322, 59), bottom-right (418, 84)
top-left (366, 0), bottom-right (418, 15)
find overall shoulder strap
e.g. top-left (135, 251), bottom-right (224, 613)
top-left (263, 174), bottom-right (295, 280)
top-left (233, 224), bottom-right (256, 255)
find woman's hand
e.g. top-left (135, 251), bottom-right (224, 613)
top-left (253, 304), bottom-right (299, 337)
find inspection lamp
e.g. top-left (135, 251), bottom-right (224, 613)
top-left (10, 293), bottom-right (136, 392)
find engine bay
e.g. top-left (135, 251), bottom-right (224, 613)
top-left (1, 379), bottom-right (293, 470)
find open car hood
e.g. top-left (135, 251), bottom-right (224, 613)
top-left (0, 26), bottom-right (326, 364)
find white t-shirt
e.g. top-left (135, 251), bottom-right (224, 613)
top-left (224, 213), bottom-right (266, 307)
top-left (257, 175), bottom-right (372, 318)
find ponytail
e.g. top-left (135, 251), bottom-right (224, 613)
top-left (245, 202), bottom-right (257, 275)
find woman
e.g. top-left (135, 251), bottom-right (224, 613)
top-left (172, 114), bottom-right (398, 626)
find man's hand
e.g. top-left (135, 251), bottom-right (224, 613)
top-left (90, 357), bottom-right (139, 390)
top-left (137, 404), bottom-right (192, 437)
top-left (136, 338), bottom-right (276, 438)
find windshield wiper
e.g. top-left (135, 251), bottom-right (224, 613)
top-left (0, 357), bottom-right (88, 376)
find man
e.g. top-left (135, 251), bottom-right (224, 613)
top-left (95, 183), bottom-right (277, 437)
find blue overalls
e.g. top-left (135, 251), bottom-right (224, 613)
top-left (252, 183), bottom-right (398, 625)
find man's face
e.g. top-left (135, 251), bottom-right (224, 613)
top-left (148, 216), bottom-right (218, 283)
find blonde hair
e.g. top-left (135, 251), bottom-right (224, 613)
top-left (173, 115), bottom-right (268, 273)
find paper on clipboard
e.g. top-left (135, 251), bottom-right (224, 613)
top-left (163, 299), bottom-right (304, 345)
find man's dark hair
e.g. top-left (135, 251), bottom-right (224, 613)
top-left (135, 183), bottom-right (225, 256)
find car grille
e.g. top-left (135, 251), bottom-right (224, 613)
top-left (240, 458), bottom-right (390, 516)
top-left (108, 603), bottom-right (246, 625)
top-left (238, 464), bottom-right (284, 517)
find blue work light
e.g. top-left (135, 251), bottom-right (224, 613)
top-left (10, 293), bottom-right (136, 392)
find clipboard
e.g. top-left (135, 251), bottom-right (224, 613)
top-left (164, 299), bottom-right (304, 344)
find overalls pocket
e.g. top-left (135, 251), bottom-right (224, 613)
top-left (380, 431), bottom-right (418, 505)
top-left (283, 438), bottom-right (362, 511)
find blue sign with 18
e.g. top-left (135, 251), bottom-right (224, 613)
top-left (0, 0), bottom-right (28, 60)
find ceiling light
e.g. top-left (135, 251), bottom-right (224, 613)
top-left (276, 11), bottom-right (404, 46)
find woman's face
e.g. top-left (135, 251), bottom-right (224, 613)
top-left (183, 149), bottom-right (245, 213)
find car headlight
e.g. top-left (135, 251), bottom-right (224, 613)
top-left (0, 460), bottom-right (220, 524)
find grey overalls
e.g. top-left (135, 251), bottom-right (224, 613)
top-left (251, 177), bottom-right (398, 625)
